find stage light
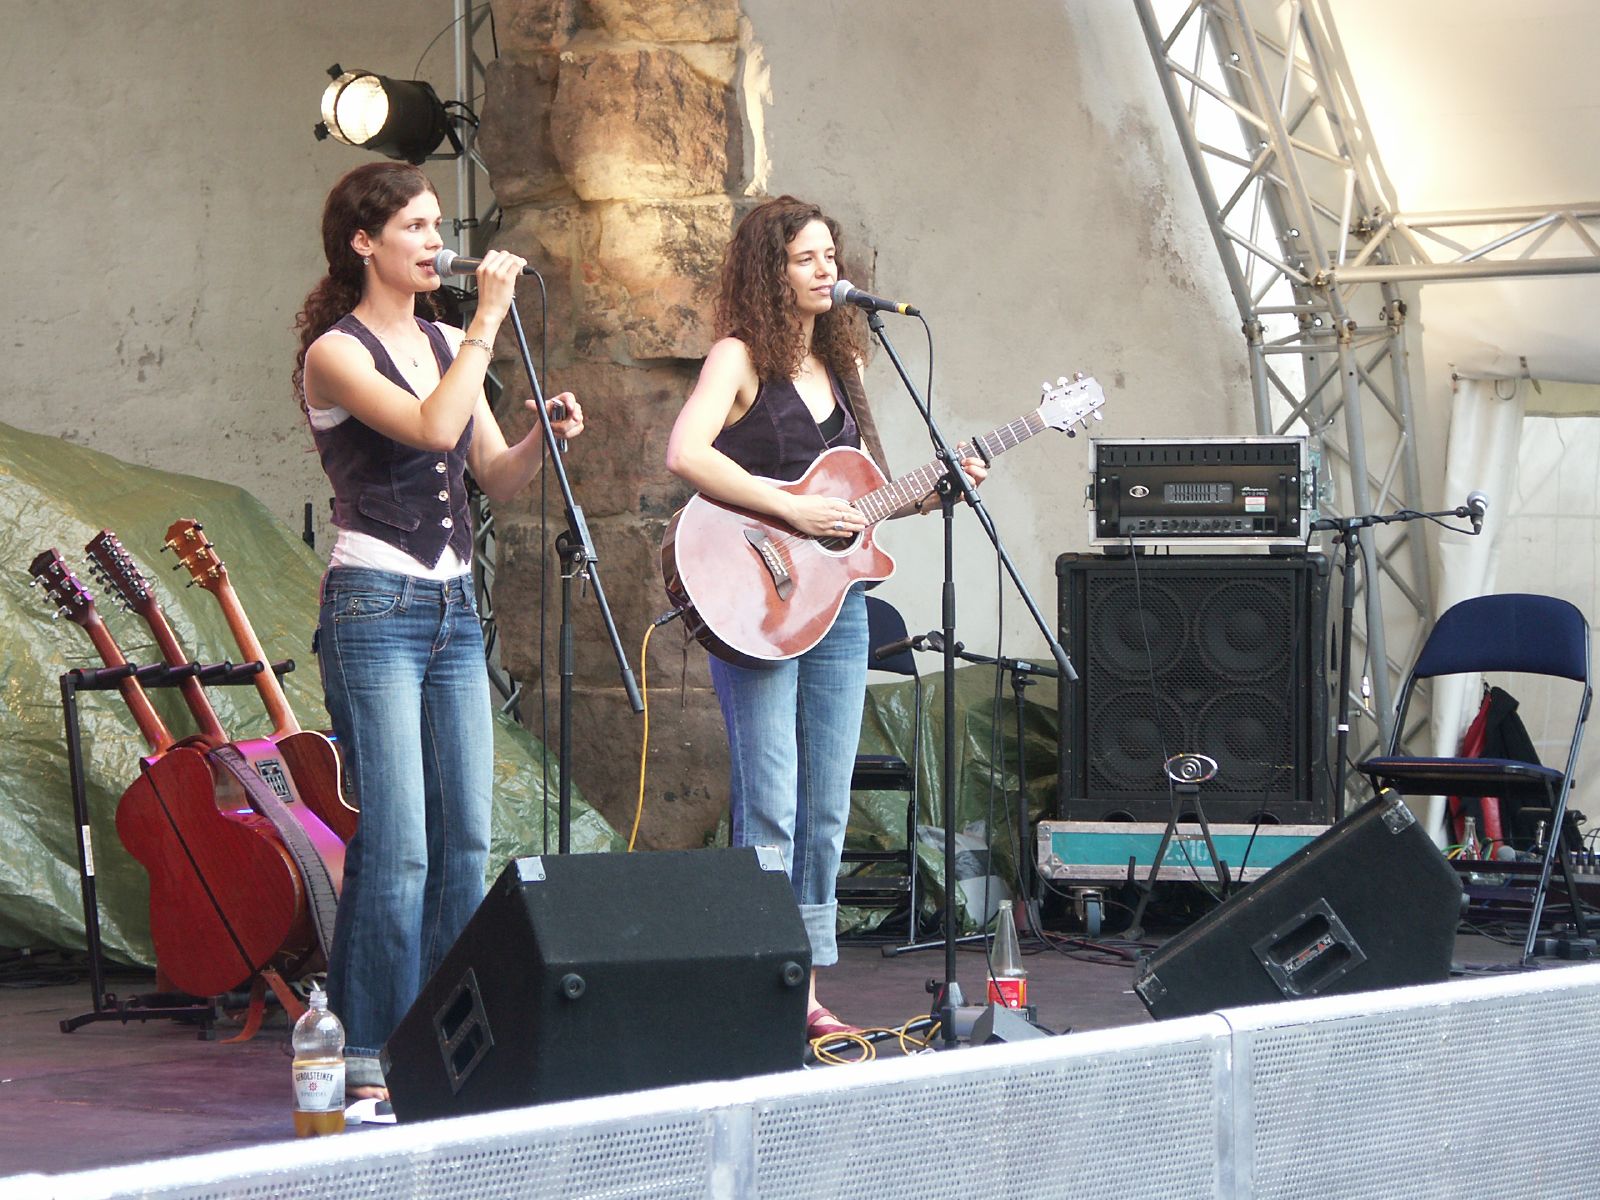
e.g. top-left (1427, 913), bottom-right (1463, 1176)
top-left (314, 64), bottom-right (460, 165)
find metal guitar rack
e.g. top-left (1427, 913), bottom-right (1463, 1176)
top-left (57, 656), bottom-right (296, 1036)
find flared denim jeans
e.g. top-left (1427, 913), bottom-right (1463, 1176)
top-left (317, 567), bottom-right (493, 1060)
top-left (708, 585), bottom-right (868, 967)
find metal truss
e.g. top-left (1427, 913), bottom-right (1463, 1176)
top-left (1133, 0), bottom-right (1434, 797)
top-left (1135, 0), bottom-right (1600, 803)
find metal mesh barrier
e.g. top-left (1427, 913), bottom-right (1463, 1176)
top-left (18, 965), bottom-right (1600, 1200)
top-left (1230, 963), bottom-right (1600, 1200)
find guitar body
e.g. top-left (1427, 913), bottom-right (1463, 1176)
top-left (662, 447), bottom-right (896, 666)
top-left (216, 737), bottom-right (347, 892)
top-left (115, 747), bottom-right (313, 998)
top-left (273, 730), bottom-right (356, 845)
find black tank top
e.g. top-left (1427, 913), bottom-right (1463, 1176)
top-left (711, 366), bottom-right (860, 482)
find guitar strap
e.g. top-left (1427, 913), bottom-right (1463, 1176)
top-left (839, 371), bottom-right (891, 477)
top-left (210, 743), bottom-right (340, 964)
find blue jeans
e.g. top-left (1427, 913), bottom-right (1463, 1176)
top-left (708, 586), bottom-right (868, 968)
top-left (317, 567), bottom-right (493, 1059)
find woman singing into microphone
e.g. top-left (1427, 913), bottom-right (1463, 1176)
top-left (666, 196), bottom-right (984, 1037)
top-left (294, 161), bottom-right (583, 1098)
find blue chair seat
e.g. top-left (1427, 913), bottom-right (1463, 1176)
top-left (1357, 756), bottom-right (1564, 799)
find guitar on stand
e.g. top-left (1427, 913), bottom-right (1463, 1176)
top-left (661, 375), bottom-right (1106, 666)
top-left (29, 549), bottom-right (314, 1005)
top-left (163, 517), bottom-right (357, 844)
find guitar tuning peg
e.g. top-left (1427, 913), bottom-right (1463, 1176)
top-left (1074, 371), bottom-right (1085, 381)
top-left (1066, 429), bottom-right (1077, 438)
top-left (1092, 410), bottom-right (1103, 421)
top-left (1040, 381), bottom-right (1050, 392)
top-left (1056, 376), bottom-right (1069, 387)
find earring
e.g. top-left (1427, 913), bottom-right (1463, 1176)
top-left (362, 256), bottom-right (371, 267)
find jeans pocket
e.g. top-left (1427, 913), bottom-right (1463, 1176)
top-left (330, 588), bottom-right (402, 623)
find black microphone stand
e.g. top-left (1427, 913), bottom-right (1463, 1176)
top-left (1312, 503), bottom-right (1477, 812)
top-left (865, 309), bottom-right (1076, 1048)
top-left (504, 295), bottom-right (643, 852)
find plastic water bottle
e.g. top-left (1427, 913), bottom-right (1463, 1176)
top-left (1460, 815), bottom-right (1478, 861)
top-left (292, 987), bottom-right (346, 1137)
top-left (987, 899), bottom-right (1029, 1009)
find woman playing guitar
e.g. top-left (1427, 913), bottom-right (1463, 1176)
top-left (665, 196), bottom-right (986, 1037)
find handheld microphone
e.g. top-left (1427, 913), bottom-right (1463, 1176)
top-left (830, 279), bottom-right (920, 317)
top-left (1465, 490), bottom-right (1488, 535)
top-left (432, 248), bottom-right (539, 277)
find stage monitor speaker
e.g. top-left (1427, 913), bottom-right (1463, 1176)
top-left (1056, 552), bottom-right (1330, 824)
top-left (381, 847), bottom-right (811, 1121)
top-left (1134, 793), bottom-right (1462, 1019)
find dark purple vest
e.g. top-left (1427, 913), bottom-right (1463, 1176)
top-left (310, 314), bottom-right (475, 570)
top-left (712, 368), bottom-right (860, 482)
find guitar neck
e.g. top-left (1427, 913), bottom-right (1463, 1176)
top-left (209, 578), bottom-right (302, 738)
top-left (853, 409), bottom-right (1050, 524)
top-left (136, 603), bottom-right (230, 745)
top-left (78, 614), bottom-right (176, 754)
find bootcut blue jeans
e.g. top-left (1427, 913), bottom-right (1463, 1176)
top-left (317, 566), bottom-right (493, 1061)
top-left (708, 585), bottom-right (868, 968)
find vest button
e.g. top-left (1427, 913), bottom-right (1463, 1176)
top-left (438, 490), bottom-right (449, 502)
top-left (441, 517), bottom-right (454, 529)
top-left (434, 461), bottom-right (447, 474)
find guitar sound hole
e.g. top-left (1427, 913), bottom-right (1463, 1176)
top-left (818, 531), bottom-right (859, 552)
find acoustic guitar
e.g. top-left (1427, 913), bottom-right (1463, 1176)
top-left (86, 529), bottom-right (346, 900)
top-left (29, 549), bottom-right (312, 999)
top-left (163, 518), bottom-right (357, 843)
top-left (661, 374), bottom-right (1106, 666)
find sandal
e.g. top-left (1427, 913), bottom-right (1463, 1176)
top-left (806, 1004), bottom-right (863, 1040)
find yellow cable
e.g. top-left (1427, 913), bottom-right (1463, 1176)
top-left (629, 622), bottom-right (655, 852)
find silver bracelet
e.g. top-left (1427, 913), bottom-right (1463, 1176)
top-left (460, 336), bottom-right (493, 354)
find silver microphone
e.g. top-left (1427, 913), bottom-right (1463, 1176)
top-left (1465, 491), bottom-right (1489, 535)
top-left (432, 248), bottom-right (539, 277)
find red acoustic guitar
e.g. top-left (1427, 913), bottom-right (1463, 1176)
top-left (163, 518), bottom-right (357, 844)
top-left (86, 529), bottom-right (346, 901)
top-left (29, 549), bottom-right (312, 999)
top-left (661, 374), bottom-right (1106, 666)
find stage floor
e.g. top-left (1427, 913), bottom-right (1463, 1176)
top-left (0, 926), bottom-right (1525, 1181)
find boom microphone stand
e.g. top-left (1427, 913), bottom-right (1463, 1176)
top-left (502, 291), bottom-right (643, 852)
top-left (865, 308), bottom-right (1076, 1048)
top-left (1313, 498), bottom-right (1482, 811)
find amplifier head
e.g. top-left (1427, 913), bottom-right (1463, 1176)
top-left (1089, 436), bottom-right (1317, 547)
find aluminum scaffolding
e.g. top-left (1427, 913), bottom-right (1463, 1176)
top-left (1134, 0), bottom-right (1600, 797)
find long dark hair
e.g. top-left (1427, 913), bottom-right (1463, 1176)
top-left (714, 195), bottom-right (865, 384)
top-left (292, 162), bottom-right (438, 406)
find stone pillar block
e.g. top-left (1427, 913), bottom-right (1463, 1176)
top-left (587, 199), bottom-right (731, 361)
top-left (478, 59), bottom-right (568, 208)
top-left (549, 49), bottom-right (733, 201)
top-left (588, 0), bottom-right (739, 43)
top-left (497, 0), bottom-right (579, 55)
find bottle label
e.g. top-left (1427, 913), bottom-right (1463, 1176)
top-left (988, 977), bottom-right (1028, 1009)
top-left (293, 1060), bottom-right (345, 1113)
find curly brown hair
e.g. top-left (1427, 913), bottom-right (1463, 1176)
top-left (292, 162), bottom-right (439, 408)
top-left (714, 196), bottom-right (865, 384)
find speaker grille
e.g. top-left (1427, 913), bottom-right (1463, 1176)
top-left (1057, 555), bottom-right (1330, 823)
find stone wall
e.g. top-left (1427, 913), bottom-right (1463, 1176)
top-left (480, 0), bottom-right (746, 849)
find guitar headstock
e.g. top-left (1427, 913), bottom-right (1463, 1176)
top-left (28, 548), bottom-right (99, 628)
top-left (1038, 374), bottom-right (1107, 437)
top-left (164, 518), bottom-right (227, 593)
top-left (85, 530), bottom-right (156, 616)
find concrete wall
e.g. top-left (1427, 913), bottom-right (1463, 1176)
top-left (742, 0), bottom-right (1252, 652)
top-left (1, 0), bottom-right (456, 541)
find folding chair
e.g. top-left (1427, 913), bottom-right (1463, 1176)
top-left (836, 596), bottom-right (921, 943)
top-left (1358, 593), bottom-right (1592, 963)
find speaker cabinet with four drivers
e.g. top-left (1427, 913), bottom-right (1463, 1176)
top-left (1056, 553), bottom-right (1331, 824)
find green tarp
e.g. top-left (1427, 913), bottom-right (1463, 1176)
top-left (0, 422), bottom-right (619, 965)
